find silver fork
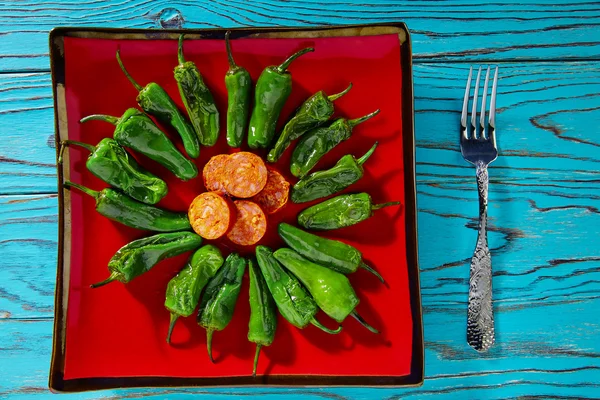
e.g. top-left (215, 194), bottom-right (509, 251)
top-left (460, 66), bottom-right (499, 352)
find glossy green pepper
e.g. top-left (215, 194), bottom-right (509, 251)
top-left (91, 232), bottom-right (202, 288)
top-left (274, 248), bottom-right (378, 333)
top-left (225, 30), bottom-right (252, 148)
top-left (255, 246), bottom-right (340, 334)
top-left (197, 253), bottom-right (246, 362)
top-left (290, 109), bottom-right (380, 178)
top-left (298, 192), bottom-right (400, 230)
top-left (116, 50), bottom-right (200, 159)
top-left (267, 83), bottom-right (352, 163)
top-left (165, 245), bottom-right (224, 343)
top-left (64, 181), bottom-right (190, 232)
top-left (248, 47), bottom-right (314, 149)
top-left (80, 108), bottom-right (198, 181)
top-left (291, 142), bottom-right (377, 203)
top-left (248, 258), bottom-right (277, 376)
top-left (278, 223), bottom-right (384, 282)
top-left (59, 138), bottom-right (167, 204)
top-left (175, 34), bottom-right (220, 147)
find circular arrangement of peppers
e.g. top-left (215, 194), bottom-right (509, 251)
top-left (60, 32), bottom-right (401, 376)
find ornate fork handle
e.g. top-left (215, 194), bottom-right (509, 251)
top-left (467, 160), bottom-right (495, 352)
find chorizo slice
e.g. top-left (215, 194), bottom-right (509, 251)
top-left (227, 200), bottom-right (267, 246)
top-left (188, 192), bottom-right (234, 240)
top-left (252, 168), bottom-right (290, 214)
top-left (223, 152), bottom-right (268, 198)
top-left (203, 154), bottom-right (230, 193)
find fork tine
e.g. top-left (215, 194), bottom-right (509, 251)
top-left (461, 66), bottom-right (473, 140)
top-left (489, 66), bottom-right (499, 147)
top-left (470, 66), bottom-right (482, 139)
top-left (479, 66), bottom-right (491, 139)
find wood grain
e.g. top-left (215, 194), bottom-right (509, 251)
top-left (1, 1), bottom-right (600, 71)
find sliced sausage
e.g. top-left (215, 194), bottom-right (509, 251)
top-left (188, 192), bottom-right (234, 240)
top-left (222, 152), bottom-right (268, 198)
top-left (203, 154), bottom-right (230, 193)
top-left (227, 200), bottom-right (267, 246)
top-left (252, 168), bottom-right (290, 214)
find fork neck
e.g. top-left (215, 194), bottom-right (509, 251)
top-left (475, 160), bottom-right (489, 246)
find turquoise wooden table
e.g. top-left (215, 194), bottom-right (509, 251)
top-left (1, 1), bottom-right (599, 398)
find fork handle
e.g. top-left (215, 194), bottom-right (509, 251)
top-left (467, 161), bottom-right (495, 352)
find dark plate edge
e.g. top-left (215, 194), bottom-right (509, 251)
top-left (48, 22), bottom-right (423, 392)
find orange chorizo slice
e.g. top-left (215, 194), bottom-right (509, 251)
top-left (227, 200), bottom-right (267, 246)
top-left (203, 154), bottom-right (230, 193)
top-left (252, 168), bottom-right (290, 214)
top-left (222, 152), bottom-right (268, 198)
top-left (188, 192), bottom-right (234, 240)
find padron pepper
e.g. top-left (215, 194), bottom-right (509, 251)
top-left (292, 142), bottom-right (378, 203)
top-left (224, 30), bottom-right (252, 148)
top-left (248, 258), bottom-right (277, 376)
top-left (197, 253), bottom-right (246, 362)
top-left (267, 83), bottom-right (352, 163)
top-left (58, 137), bottom-right (167, 204)
top-left (278, 223), bottom-right (384, 283)
top-left (175, 34), bottom-right (220, 147)
top-left (64, 181), bottom-right (190, 232)
top-left (255, 246), bottom-right (341, 334)
top-left (248, 47), bottom-right (314, 149)
top-left (81, 108), bottom-right (198, 181)
top-left (116, 50), bottom-right (200, 159)
top-left (91, 232), bottom-right (202, 288)
top-left (298, 192), bottom-right (401, 231)
top-left (290, 109), bottom-right (380, 178)
top-left (165, 245), bottom-right (224, 343)
top-left (274, 248), bottom-right (378, 333)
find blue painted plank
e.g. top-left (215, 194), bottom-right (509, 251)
top-left (1, 0), bottom-right (600, 71)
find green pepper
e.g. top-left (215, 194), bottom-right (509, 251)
top-left (247, 47), bottom-right (314, 149)
top-left (298, 192), bottom-right (400, 230)
top-left (58, 138), bottom-right (167, 205)
top-left (248, 258), bottom-right (277, 376)
top-left (224, 30), bottom-right (252, 148)
top-left (267, 83), bottom-right (352, 163)
top-left (91, 232), bottom-right (202, 288)
top-left (64, 181), bottom-right (190, 232)
top-left (290, 110), bottom-right (380, 178)
top-left (81, 108), bottom-right (198, 181)
top-left (278, 223), bottom-right (384, 282)
top-left (116, 50), bottom-right (200, 159)
top-left (291, 142), bottom-right (377, 203)
top-left (255, 246), bottom-right (340, 334)
top-left (274, 248), bottom-right (378, 333)
top-left (165, 245), bottom-right (224, 343)
top-left (175, 34), bottom-right (220, 147)
top-left (197, 253), bottom-right (246, 362)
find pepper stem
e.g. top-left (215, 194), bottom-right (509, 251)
top-left (116, 49), bottom-right (143, 92)
top-left (310, 317), bottom-right (342, 334)
top-left (357, 142), bottom-right (378, 166)
top-left (177, 34), bottom-right (186, 65)
top-left (90, 271), bottom-right (120, 289)
top-left (80, 114), bottom-right (120, 125)
top-left (225, 30), bottom-right (237, 69)
top-left (166, 313), bottom-right (179, 344)
top-left (276, 47), bottom-right (314, 73)
top-left (206, 328), bottom-right (214, 363)
top-left (349, 109), bottom-right (380, 128)
top-left (63, 140), bottom-right (96, 153)
top-left (252, 344), bottom-right (261, 377)
top-left (57, 141), bottom-right (67, 164)
top-left (63, 181), bottom-right (100, 199)
top-left (351, 310), bottom-right (379, 334)
top-left (328, 82), bottom-right (353, 101)
top-left (372, 201), bottom-right (401, 211)
top-left (359, 261), bottom-right (385, 283)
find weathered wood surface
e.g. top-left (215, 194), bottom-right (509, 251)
top-left (1, 0), bottom-right (600, 398)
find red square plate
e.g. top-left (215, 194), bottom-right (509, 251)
top-left (49, 24), bottom-right (422, 392)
